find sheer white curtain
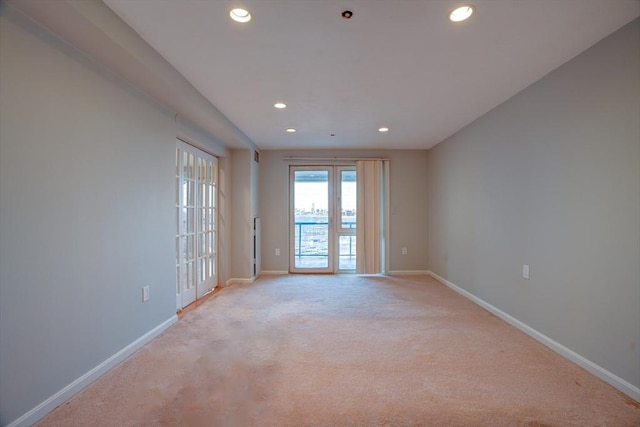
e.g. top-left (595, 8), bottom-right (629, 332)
top-left (356, 160), bottom-right (389, 274)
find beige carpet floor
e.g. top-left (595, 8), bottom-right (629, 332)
top-left (38, 274), bottom-right (639, 426)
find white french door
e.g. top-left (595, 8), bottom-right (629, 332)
top-left (176, 140), bottom-right (217, 310)
top-left (289, 165), bottom-right (356, 273)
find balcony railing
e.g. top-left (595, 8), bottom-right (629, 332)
top-left (294, 221), bottom-right (355, 269)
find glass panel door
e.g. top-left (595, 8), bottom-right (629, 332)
top-left (177, 148), bottom-right (196, 307)
top-left (196, 156), bottom-right (216, 299)
top-left (337, 167), bottom-right (357, 271)
top-left (290, 167), bottom-right (333, 273)
top-left (176, 140), bottom-right (217, 310)
top-left (289, 166), bottom-right (357, 273)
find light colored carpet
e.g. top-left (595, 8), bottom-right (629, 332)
top-left (38, 274), bottom-right (639, 426)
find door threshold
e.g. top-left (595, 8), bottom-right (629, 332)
top-left (176, 286), bottom-right (222, 319)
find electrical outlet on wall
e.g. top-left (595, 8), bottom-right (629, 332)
top-left (275, 248), bottom-right (280, 256)
top-left (402, 247), bottom-right (408, 255)
top-left (142, 286), bottom-right (150, 302)
top-left (522, 265), bottom-right (530, 280)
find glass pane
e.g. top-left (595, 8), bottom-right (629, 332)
top-left (210, 255), bottom-right (215, 275)
top-left (187, 208), bottom-right (194, 233)
top-left (198, 158), bottom-right (204, 182)
top-left (181, 236), bottom-right (188, 262)
top-left (189, 181), bottom-right (195, 206)
top-left (188, 153), bottom-right (195, 179)
top-left (187, 262), bottom-right (193, 290)
top-left (183, 151), bottom-right (189, 178)
top-left (203, 161), bottom-right (208, 184)
top-left (181, 208), bottom-right (187, 233)
top-left (294, 170), bottom-right (329, 269)
top-left (176, 266), bottom-right (180, 294)
top-left (341, 170), bottom-right (357, 230)
top-left (338, 235), bottom-right (357, 270)
top-left (187, 235), bottom-right (193, 260)
top-left (208, 208), bottom-right (214, 229)
top-left (182, 179), bottom-right (188, 206)
top-left (198, 233), bottom-right (204, 257)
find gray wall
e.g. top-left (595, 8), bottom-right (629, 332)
top-left (230, 149), bottom-right (253, 280)
top-left (216, 155), bottom-right (232, 284)
top-left (259, 149), bottom-right (428, 273)
top-left (230, 149), bottom-right (257, 280)
top-left (427, 19), bottom-right (639, 388)
top-left (0, 6), bottom-right (228, 424)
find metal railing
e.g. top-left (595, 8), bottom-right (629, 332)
top-left (294, 221), bottom-right (355, 259)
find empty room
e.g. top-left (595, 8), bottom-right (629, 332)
top-left (0, 1), bottom-right (638, 426)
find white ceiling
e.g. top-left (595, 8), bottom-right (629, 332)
top-left (102, 0), bottom-right (639, 150)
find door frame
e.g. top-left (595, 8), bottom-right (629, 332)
top-left (289, 165), bottom-right (357, 273)
top-left (289, 166), bottom-right (334, 273)
top-left (335, 166), bottom-right (357, 272)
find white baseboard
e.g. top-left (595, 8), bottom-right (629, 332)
top-left (388, 270), bottom-right (430, 275)
top-left (260, 270), bottom-right (289, 275)
top-left (427, 270), bottom-right (640, 402)
top-left (225, 277), bottom-right (256, 286)
top-left (8, 315), bottom-right (178, 427)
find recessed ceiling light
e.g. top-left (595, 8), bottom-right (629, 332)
top-left (378, 127), bottom-right (389, 132)
top-left (286, 128), bottom-right (296, 133)
top-left (230, 8), bottom-right (251, 23)
top-left (274, 102), bottom-right (287, 109)
top-left (341, 10), bottom-right (353, 19)
top-left (449, 5), bottom-right (474, 22)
